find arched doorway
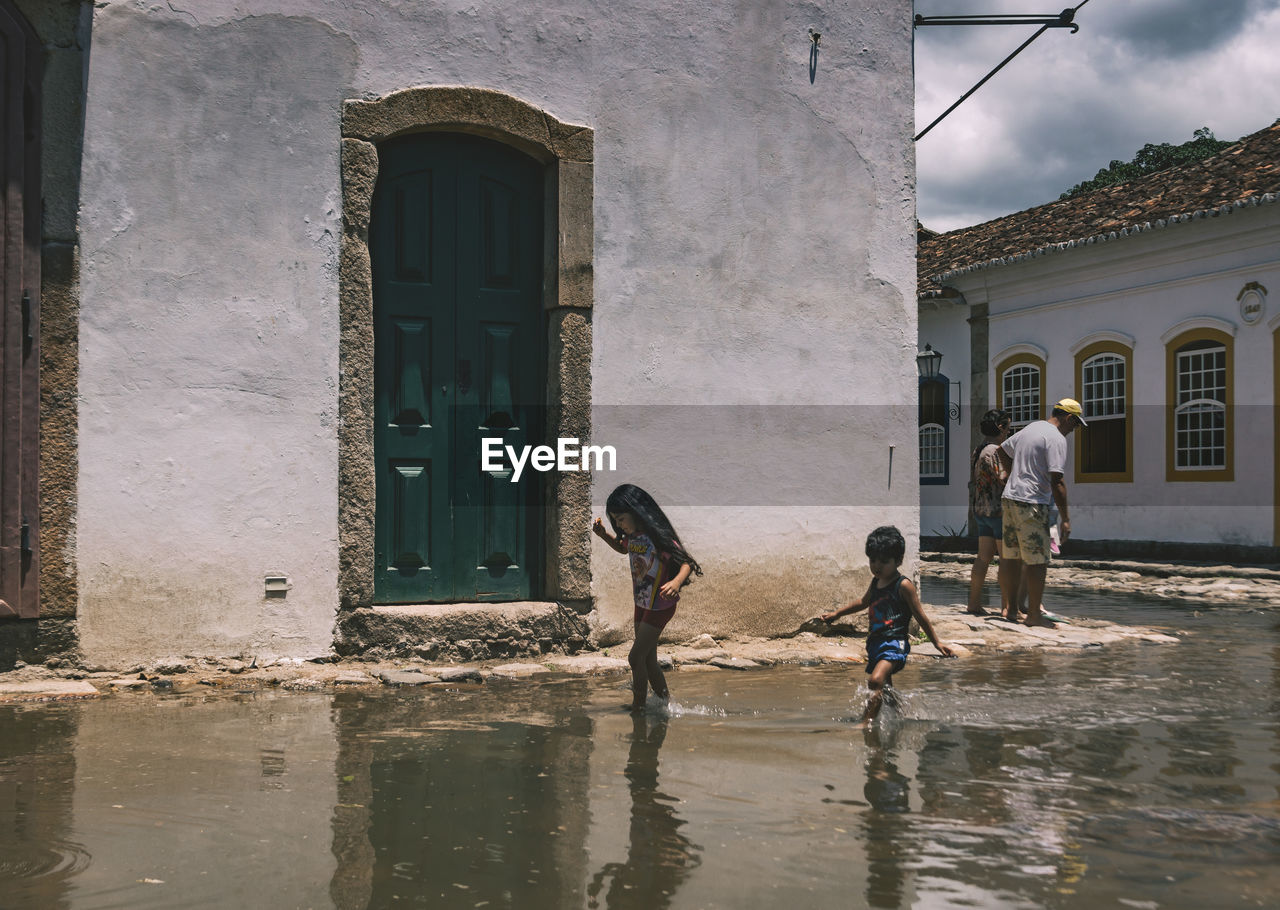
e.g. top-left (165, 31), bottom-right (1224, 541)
top-left (338, 88), bottom-right (595, 610)
top-left (371, 134), bottom-right (545, 602)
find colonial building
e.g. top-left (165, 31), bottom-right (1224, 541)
top-left (918, 118), bottom-right (1280, 555)
top-left (2, 1), bottom-right (919, 665)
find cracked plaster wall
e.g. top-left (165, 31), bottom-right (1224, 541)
top-left (75, 0), bottom-right (916, 661)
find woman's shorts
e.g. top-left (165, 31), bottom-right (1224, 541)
top-left (865, 638), bottom-right (910, 674)
top-left (1002, 498), bottom-right (1052, 565)
top-left (635, 605), bottom-right (676, 631)
top-left (973, 513), bottom-right (1002, 539)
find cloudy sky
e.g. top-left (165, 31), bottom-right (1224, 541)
top-left (913, 0), bottom-right (1280, 232)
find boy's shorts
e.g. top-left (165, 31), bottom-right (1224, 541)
top-left (865, 638), bottom-right (910, 674)
top-left (635, 605), bottom-right (676, 631)
top-left (1001, 498), bottom-right (1052, 565)
top-left (973, 513), bottom-right (1002, 539)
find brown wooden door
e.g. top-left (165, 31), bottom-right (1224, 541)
top-left (0, 0), bottom-right (41, 619)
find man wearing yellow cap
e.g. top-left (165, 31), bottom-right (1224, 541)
top-left (996, 399), bottom-right (1087, 628)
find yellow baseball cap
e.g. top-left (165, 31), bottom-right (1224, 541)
top-left (1054, 398), bottom-right (1088, 426)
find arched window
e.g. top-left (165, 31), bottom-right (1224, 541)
top-left (919, 376), bottom-right (949, 484)
top-left (1164, 326), bottom-right (1233, 482)
top-left (996, 350), bottom-right (1046, 430)
top-left (1073, 338), bottom-right (1133, 483)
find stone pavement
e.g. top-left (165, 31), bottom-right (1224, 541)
top-left (1, 607), bottom-right (1179, 703)
top-left (16, 550), bottom-right (1247, 701)
top-left (920, 550), bottom-right (1280, 605)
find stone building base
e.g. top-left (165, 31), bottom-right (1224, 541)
top-left (0, 618), bottom-right (80, 670)
top-left (334, 602), bottom-right (596, 662)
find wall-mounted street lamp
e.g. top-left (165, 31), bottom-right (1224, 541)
top-left (916, 344), bottom-right (962, 425)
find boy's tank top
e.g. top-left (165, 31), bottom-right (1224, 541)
top-left (865, 575), bottom-right (910, 647)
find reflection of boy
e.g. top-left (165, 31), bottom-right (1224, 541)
top-left (819, 526), bottom-right (954, 726)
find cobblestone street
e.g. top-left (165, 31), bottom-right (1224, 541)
top-left (920, 551), bottom-right (1280, 606)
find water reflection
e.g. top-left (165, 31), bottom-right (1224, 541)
top-left (587, 713), bottom-right (701, 909)
top-left (0, 704), bottom-right (81, 910)
top-left (331, 685), bottom-right (595, 909)
top-left (860, 728), bottom-right (911, 909)
top-left (0, 594), bottom-right (1277, 910)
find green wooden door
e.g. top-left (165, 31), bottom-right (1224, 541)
top-left (372, 135), bottom-right (544, 603)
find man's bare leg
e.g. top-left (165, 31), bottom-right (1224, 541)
top-left (998, 555), bottom-right (1022, 621)
top-left (1023, 564), bottom-right (1055, 627)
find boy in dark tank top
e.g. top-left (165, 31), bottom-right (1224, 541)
top-left (820, 526), bottom-right (955, 726)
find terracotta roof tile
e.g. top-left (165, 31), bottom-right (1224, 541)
top-left (918, 118), bottom-right (1280, 295)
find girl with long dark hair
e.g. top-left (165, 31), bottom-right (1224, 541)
top-left (593, 484), bottom-right (702, 711)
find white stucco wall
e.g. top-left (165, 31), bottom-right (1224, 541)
top-left (76, 0), bottom-right (918, 661)
top-left (924, 200), bottom-right (1279, 548)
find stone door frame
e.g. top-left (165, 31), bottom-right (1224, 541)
top-left (339, 87), bottom-right (594, 611)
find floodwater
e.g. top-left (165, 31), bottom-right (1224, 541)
top-left (2, 584), bottom-right (1278, 910)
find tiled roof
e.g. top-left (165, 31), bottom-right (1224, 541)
top-left (918, 118), bottom-right (1280, 295)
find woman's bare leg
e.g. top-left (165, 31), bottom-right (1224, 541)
top-left (967, 535), bottom-right (998, 614)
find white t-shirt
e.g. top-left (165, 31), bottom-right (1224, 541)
top-left (1001, 420), bottom-right (1067, 505)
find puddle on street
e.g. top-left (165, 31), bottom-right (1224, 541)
top-left (2, 588), bottom-right (1278, 909)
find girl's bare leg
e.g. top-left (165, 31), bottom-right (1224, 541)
top-left (644, 646), bottom-right (668, 699)
top-left (629, 621), bottom-right (662, 710)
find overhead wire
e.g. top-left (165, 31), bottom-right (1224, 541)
top-left (914, 0), bottom-right (1094, 142)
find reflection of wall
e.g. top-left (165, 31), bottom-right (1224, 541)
top-left (329, 684), bottom-right (594, 907)
top-left (69, 694), bottom-right (338, 906)
top-left (0, 703), bottom-right (79, 909)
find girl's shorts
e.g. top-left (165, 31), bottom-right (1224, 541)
top-left (974, 513), bottom-right (1002, 539)
top-left (865, 638), bottom-right (910, 674)
top-left (635, 605), bottom-right (676, 631)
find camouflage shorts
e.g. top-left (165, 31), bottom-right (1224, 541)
top-left (1001, 499), bottom-right (1051, 565)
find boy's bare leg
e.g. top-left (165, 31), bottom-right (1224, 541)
top-left (967, 536), bottom-right (997, 614)
top-left (859, 660), bottom-right (896, 727)
top-left (998, 555), bottom-right (1022, 621)
top-left (1023, 564), bottom-right (1054, 627)
top-left (629, 621), bottom-right (662, 709)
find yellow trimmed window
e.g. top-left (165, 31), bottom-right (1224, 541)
top-left (1075, 341), bottom-right (1132, 483)
top-left (1165, 328), bottom-right (1233, 482)
top-left (997, 353), bottom-right (1045, 430)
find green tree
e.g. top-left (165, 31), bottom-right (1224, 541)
top-left (1059, 128), bottom-right (1234, 199)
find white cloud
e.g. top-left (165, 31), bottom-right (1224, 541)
top-left (916, 0), bottom-right (1280, 231)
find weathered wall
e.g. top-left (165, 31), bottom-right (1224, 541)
top-left (77, 9), bottom-right (355, 663)
top-left (923, 200), bottom-right (1280, 548)
top-left (582, 3), bottom-right (919, 642)
top-left (75, 0), bottom-right (917, 661)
